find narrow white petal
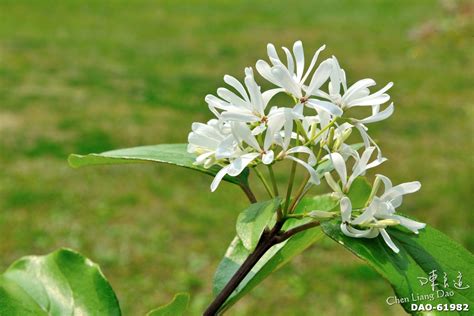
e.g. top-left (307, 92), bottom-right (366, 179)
top-left (211, 165), bottom-right (230, 192)
top-left (327, 152), bottom-right (347, 188)
top-left (329, 56), bottom-right (342, 96)
top-left (271, 66), bottom-right (302, 97)
top-left (293, 40), bottom-right (304, 81)
top-left (231, 122), bottom-right (261, 151)
top-left (244, 75), bottom-right (264, 115)
top-left (282, 46), bottom-right (295, 76)
top-left (347, 147), bottom-right (376, 189)
top-left (217, 88), bottom-right (251, 109)
top-left (348, 94), bottom-right (391, 107)
top-left (375, 174), bottom-right (393, 192)
top-left (382, 181), bottom-right (421, 201)
top-left (221, 111), bottom-right (259, 122)
top-left (340, 197), bottom-right (352, 222)
top-left (224, 74), bottom-right (249, 102)
top-left (262, 88), bottom-right (284, 109)
top-left (357, 103), bottom-right (394, 124)
top-left (306, 59), bottom-right (333, 96)
top-left (256, 60), bottom-right (279, 85)
top-left (227, 153), bottom-right (260, 176)
top-left (286, 156), bottom-right (320, 184)
top-left (286, 146), bottom-right (316, 165)
top-left (307, 99), bottom-right (343, 116)
top-left (351, 82), bottom-right (393, 107)
top-left (380, 229), bottom-right (400, 253)
top-left (342, 79), bottom-right (376, 104)
top-left (301, 44), bottom-right (326, 83)
top-left (324, 172), bottom-right (342, 193)
top-left (391, 215), bottom-right (426, 234)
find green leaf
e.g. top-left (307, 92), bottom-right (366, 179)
top-left (0, 248), bottom-right (120, 316)
top-left (322, 222), bottom-right (474, 314)
top-left (213, 194), bottom-right (338, 312)
top-left (68, 144), bottom-right (249, 186)
top-left (236, 198), bottom-right (281, 252)
top-left (146, 293), bottom-right (190, 316)
top-left (320, 176), bottom-right (474, 314)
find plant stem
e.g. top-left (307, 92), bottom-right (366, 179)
top-left (254, 167), bottom-right (274, 198)
top-left (203, 231), bottom-right (276, 316)
top-left (239, 183), bottom-right (257, 204)
top-left (267, 165), bottom-right (279, 197)
top-left (288, 173), bottom-right (310, 213)
top-left (283, 159), bottom-right (298, 215)
top-left (203, 219), bottom-right (320, 315)
top-left (304, 118), bottom-right (337, 146)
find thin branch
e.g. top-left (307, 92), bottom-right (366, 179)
top-left (239, 183), bottom-right (257, 204)
top-left (288, 173), bottom-right (310, 213)
top-left (267, 165), bottom-right (279, 197)
top-left (275, 221), bottom-right (321, 243)
top-left (254, 166), bottom-right (274, 198)
top-left (203, 232), bottom-right (276, 315)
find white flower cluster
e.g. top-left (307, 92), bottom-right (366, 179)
top-left (187, 41), bottom-right (424, 252)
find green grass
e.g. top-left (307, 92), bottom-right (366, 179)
top-left (0, 0), bottom-right (472, 315)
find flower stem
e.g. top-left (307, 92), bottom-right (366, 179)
top-left (239, 183), bottom-right (257, 204)
top-left (254, 166), bottom-right (274, 198)
top-left (305, 118), bottom-right (337, 146)
top-left (288, 173), bottom-right (310, 213)
top-left (283, 158), bottom-right (298, 215)
top-left (267, 165), bottom-right (279, 197)
top-left (203, 219), bottom-right (321, 315)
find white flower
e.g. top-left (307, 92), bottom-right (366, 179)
top-left (187, 119), bottom-right (237, 168)
top-left (256, 41), bottom-right (342, 116)
top-left (324, 146), bottom-right (386, 195)
top-left (210, 122), bottom-right (275, 192)
top-left (339, 176), bottom-right (425, 253)
top-left (318, 56), bottom-right (394, 111)
top-left (205, 68), bottom-right (282, 131)
top-left (273, 116), bottom-right (320, 184)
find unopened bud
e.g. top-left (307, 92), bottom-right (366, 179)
top-left (326, 127), bottom-right (335, 148)
top-left (308, 210), bottom-right (336, 220)
top-left (368, 219), bottom-right (400, 228)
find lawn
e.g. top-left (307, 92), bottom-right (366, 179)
top-left (0, 0), bottom-right (472, 315)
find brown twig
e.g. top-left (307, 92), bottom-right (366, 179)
top-left (203, 220), bottom-right (320, 315)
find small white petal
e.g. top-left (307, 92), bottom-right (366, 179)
top-left (293, 40), bottom-right (305, 81)
top-left (306, 59), bottom-right (333, 96)
top-left (262, 150), bottom-right (274, 165)
top-left (340, 197), bottom-right (352, 222)
top-left (357, 103), bottom-right (394, 124)
top-left (211, 165), bottom-right (230, 192)
top-left (224, 74), bottom-right (249, 102)
top-left (307, 99), bottom-right (343, 116)
top-left (380, 228), bottom-right (400, 253)
top-left (327, 152), bottom-right (347, 188)
top-left (271, 66), bottom-right (302, 98)
top-left (286, 156), bottom-right (320, 184)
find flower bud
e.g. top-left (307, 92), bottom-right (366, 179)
top-left (308, 210), bottom-right (337, 220)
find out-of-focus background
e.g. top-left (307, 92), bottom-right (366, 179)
top-left (0, 0), bottom-right (472, 315)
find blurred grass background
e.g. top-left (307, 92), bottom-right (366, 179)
top-left (0, 0), bottom-right (472, 315)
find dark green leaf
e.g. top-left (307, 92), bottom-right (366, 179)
top-left (0, 248), bottom-right (120, 316)
top-left (214, 194), bottom-right (338, 312)
top-left (146, 293), bottom-right (189, 316)
top-left (236, 198), bottom-right (281, 252)
top-left (322, 221), bottom-right (474, 314)
top-left (68, 144), bottom-right (248, 186)
top-left (320, 177), bottom-right (474, 314)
